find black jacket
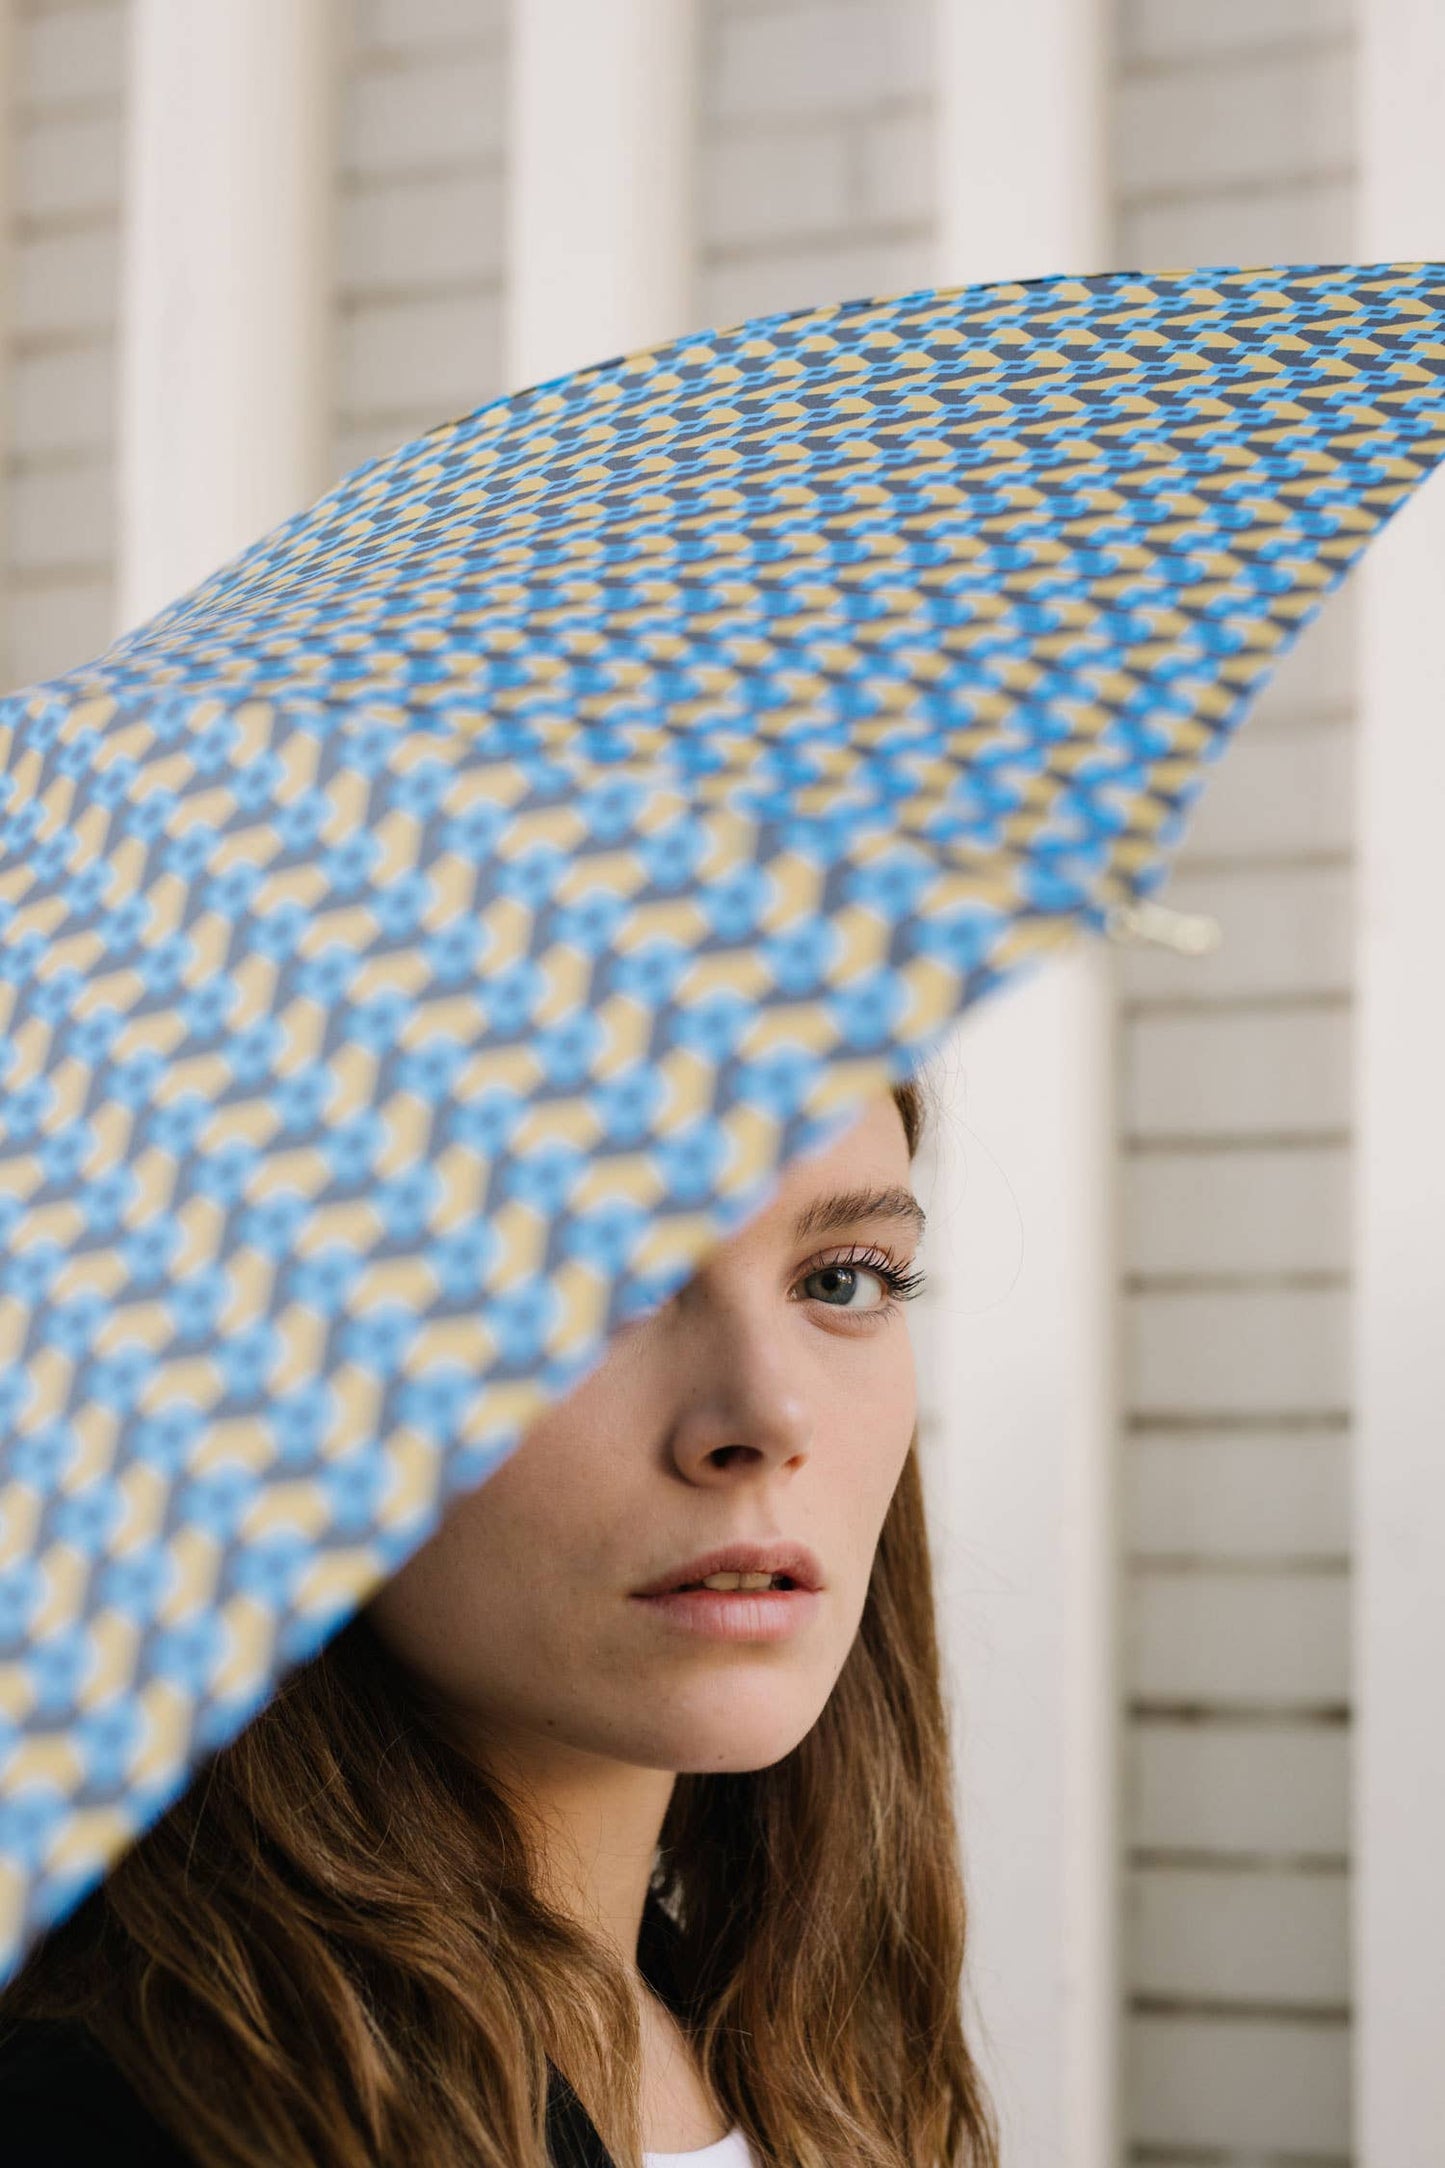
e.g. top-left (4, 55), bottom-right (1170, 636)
top-left (0, 2022), bottom-right (615, 2165)
top-left (0, 1896), bottom-right (688, 2166)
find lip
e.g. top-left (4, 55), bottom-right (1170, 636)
top-left (630, 1540), bottom-right (824, 1599)
top-left (629, 1540), bottom-right (824, 1646)
top-left (631, 1586), bottom-right (821, 1643)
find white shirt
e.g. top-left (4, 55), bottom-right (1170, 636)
top-left (643, 2130), bottom-right (760, 2167)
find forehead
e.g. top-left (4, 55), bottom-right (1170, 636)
top-left (746, 1094), bottom-right (924, 1246)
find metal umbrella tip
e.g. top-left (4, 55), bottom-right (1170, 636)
top-left (1104, 899), bottom-right (1224, 956)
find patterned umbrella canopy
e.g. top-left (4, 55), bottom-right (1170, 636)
top-left (2, 260), bottom-right (1444, 1986)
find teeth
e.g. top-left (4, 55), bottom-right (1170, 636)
top-left (699, 1570), bottom-right (781, 1591)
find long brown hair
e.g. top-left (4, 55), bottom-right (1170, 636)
top-left (2, 1075), bottom-right (998, 2168)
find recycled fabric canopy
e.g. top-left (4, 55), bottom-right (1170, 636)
top-left (2, 260), bottom-right (1445, 1985)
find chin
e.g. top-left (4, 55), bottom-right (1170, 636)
top-left (607, 1677), bottom-right (828, 1776)
top-left (665, 1733), bottom-right (806, 1775)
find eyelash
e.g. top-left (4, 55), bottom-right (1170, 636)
top-left (797, 1243), bottom-right (929, 1320)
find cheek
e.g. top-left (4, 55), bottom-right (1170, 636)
top-left (365, 1436), bottom-right (613, 1692)
top-left (826, 1339), bottom-right (916, 1506)
top-left (803, 1351), bottom-right (916, 1637)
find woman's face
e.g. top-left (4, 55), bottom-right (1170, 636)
top-left (366, 1090), bottom-right (924, 1776)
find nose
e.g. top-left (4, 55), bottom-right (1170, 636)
top-left (663, 1302), bottom-right (814, 1483)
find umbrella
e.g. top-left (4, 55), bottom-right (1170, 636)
top-left (2, 259), bottom-right (1444, 1987)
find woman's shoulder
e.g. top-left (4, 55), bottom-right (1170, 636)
top-left (0, 2016), bottom-right (194, 2165)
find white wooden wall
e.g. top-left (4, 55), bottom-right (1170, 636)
top-left (1113, 3), bottom-right (1360, 2160)
top-left (2, 0), bottom-right (127, 687)
top-left (0, 5), bottom-right (1416, 2163)
top-left (696, 0), bottom-right (934, 330)
top-left (333, 0), bottom-right (508, 483)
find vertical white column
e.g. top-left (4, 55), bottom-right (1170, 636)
top-left (1356, 15), bottom-right (1445, 2166)
top-left (505, 0), bottom-right (697, 389)
top-left (0, 0), bottom-right (15, 678)
top-left (116, 0), bottom-right (339, 632)
top-left (928, 5), bottom-right (1117, 2166)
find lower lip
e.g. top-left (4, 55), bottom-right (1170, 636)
top-left (630, 1588), bottom-right (822, 1642)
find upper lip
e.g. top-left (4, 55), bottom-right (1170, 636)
top-left (631, 1541), bottom-right (824, 1596)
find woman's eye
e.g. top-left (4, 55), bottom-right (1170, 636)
top-left (800, 1261), bottom-right (891, 1312)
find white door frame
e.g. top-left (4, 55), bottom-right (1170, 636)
top-left (1356, 10), bottom-right (1445, 2162)
top-left (117, 0), bottom-right (338, 632)
top-left (929, 4), bottom-right (1119, 2164)
top-left (505, 0), bottom-right (697, 392)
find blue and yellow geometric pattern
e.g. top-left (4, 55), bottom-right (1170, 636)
top-left (3, 261), bottom-right (1445, 1984)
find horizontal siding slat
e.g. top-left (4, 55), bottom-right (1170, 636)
top-left (353, 0), bottom-right (506, 57)
top-left (1115, 45), bottom-right (1354, 198)
top-left (331, 417), bottom-right (440, 485)
top-left (5, 578), bottom-right (115, 687)
top-left (699, 232), bottom-right (935, 330)
top-left (17, 110), bottom-right (122, 223)
top-left (1127, 2011), bottom-right (1350, 2154)
top-left (1124, 1009), bottom-right (1352, 1139)
top-left (701, 123), bottom-right (852, 251)
top-left (1127, 1431), bottom-right (1350, 1559)
top-left (1124, 1147), bottom-right (1349, 1277)
top-left (337, 290), bottom-right (502, 421)
top-left (855, 104), bottom-right (936, 229)
top-left (1121, 0), bottom-right (1354, 67)
top-left (18, 3), bottom-right (126, 110)
top-left (10, 341), bottom-right (114, 458)
top-left (1128, 1569), bottom-right (1348, 1705)
top-left (1129, 1723), bottom-right (1349, 1856)
top-left (338, 168), bottom-right (504, 293)
top-left (1128, 1864), bottom-right (1349, 2003)
top-left (15, 226), bottom-right (120, 339)
top-left (1119, 178), bottom-right (1357, 278)
top-left (1126, 1286), bottom-right (1350, 1416)
top-left (340, 53), bottom-right (506, 177)
top-left (1176, 720), bottom-right (1353, 865)
top-left (1249, 591), bottom-right (1355, 726)
top-left (7, 457), bottom-right (114, 577)
top-left (707, 0), bottom-right (933, 123)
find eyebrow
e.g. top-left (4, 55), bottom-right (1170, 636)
top-left (790, 1184), bottom-right (927, 1246)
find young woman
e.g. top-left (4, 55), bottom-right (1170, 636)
top-left (0, 1076), bottom-right (999, 2168)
